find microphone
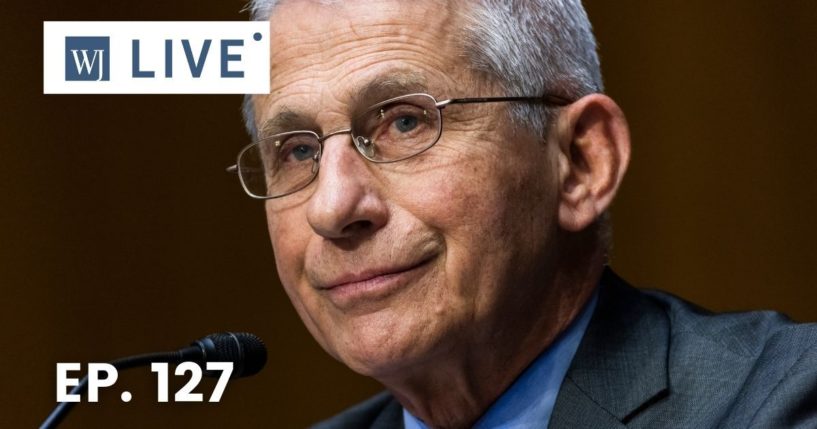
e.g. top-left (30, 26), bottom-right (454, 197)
top-left (40, 332), bottom-right (267, 429)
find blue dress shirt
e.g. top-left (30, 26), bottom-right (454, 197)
top-left (403, 291), bottom-right (598, 429)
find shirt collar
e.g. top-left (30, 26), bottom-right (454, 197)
top-left (403, 290), bottom-right (599, 429)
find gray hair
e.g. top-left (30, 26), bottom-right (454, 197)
top-left (241, 0), bottom-right (603, 140)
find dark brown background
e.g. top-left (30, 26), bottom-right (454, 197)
top-left (2, 1), bottom-right (815, 427)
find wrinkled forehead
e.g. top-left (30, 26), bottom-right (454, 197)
top-left (256, 0), bottom-right (466, 132)
top-left (268, 0), bottom-right (457, 47)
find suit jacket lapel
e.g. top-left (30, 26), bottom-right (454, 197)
top-left (369, 397), bottom-right (405, 429)
top-left (550, 268), bottom-right (670, 428)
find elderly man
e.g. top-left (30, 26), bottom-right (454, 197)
top-left (232, 0), bottom-right (817, 428)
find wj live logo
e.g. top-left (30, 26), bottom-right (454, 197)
top-left (65, 36), bottom-right (110, 81)
top-left (44, 22), bottom-right (270, 94)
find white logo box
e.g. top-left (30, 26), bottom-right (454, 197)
top-left (44, 21), bottom-right (270, 94)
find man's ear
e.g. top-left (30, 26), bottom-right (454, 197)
top-left (554, 94), bottom-right (631, 232)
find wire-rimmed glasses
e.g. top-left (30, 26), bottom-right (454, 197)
top-left (227, 92), bottom-right (572, 199)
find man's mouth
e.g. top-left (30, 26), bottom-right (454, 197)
top-left (316, 256), bottom-right (435, 309)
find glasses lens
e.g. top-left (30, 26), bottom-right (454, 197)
top-left (238, 132), bottom-right (321, 198)
top-left (352, 94), bottom-right (441, 162)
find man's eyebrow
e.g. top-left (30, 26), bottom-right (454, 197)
top-left (258, 107), bottom-right (314, 139)
top-left (350, 72), bottom-right (431, 111)
top-left (257, 72), bottom-right (431, 138)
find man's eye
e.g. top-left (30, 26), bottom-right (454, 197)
top-left (393, 115), bottom-right (419, 133)
top-left (287, 144), bottom-right (316, 161)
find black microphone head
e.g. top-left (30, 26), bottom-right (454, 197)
top-left (195, 332), bottom-right (267, 378)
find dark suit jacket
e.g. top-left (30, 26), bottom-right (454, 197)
top-left (311, 269), bottom-right (817, 428)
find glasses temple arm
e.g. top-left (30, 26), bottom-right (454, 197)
top-left (438, 94), bottom-right (574, 108)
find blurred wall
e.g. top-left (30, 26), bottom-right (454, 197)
top-left (1, 1), bottom-right (814, 427)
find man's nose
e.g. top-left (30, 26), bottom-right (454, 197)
top-left (306, 134), bottom-right (389, 239)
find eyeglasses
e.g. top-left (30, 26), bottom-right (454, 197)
top-left (227, 92), bottom-right (572, 199)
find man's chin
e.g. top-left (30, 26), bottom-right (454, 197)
top-left (326, 315), bottom-right (443, 379)
top-left (339, 347), bottom-right (430, 380)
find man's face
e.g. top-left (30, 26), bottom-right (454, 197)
top-left (255, 0), bottom-right (562, 376)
